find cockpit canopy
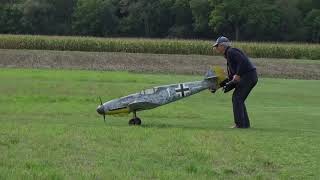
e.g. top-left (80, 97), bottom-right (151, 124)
top-left (140, 87), bottom-right (158, 95)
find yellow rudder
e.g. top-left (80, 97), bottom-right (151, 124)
top-left (213, 66), bottom-right (227, 88)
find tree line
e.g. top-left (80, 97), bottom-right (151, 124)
top-left (0, 0), bottom-right (319, 42)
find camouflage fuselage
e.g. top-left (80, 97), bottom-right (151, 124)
top-left (100, 79), bottom-right (216, 115)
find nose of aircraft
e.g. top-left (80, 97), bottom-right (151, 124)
top-left (96, 105), bottom-right (105, 115)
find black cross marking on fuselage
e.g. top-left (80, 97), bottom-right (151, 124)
top-left (175, 84), bottom-right (190, 97)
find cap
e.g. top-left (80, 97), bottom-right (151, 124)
top-left (213, 36), bottom-right (230, 47)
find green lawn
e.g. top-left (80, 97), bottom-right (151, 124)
top-left (0, 68), bottom-right (319, 179)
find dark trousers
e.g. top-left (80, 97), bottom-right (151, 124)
top-left (232, 70), bottom-right (258, 128)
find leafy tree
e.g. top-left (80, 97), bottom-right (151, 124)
top-left (297, 0), bottom-right (314, 15)
top-left (0, 0), bottom-right (25, 4)
top-left (0, 4), bottom-right (23, 34)
top-left (243, 2), bottom-right (281, 41)
top-left (189, 0), bottom-right (211, 38)
top-left (72, 0), bottom-right (118, 36)
top-left (312, 0), bottom-right (320, 9)
top-left (275, 0), bottom-right (307, 41)
top-left (209, 0), bottom-right (251, 40)
top-left (169, 0), bottom-right (194, 38)
top-left (0, 0), bottom-right (318, 41)
top-left (305, 9), bottom-right (320, 42)
top-left (118, 0), bottom-right (175, 37)
top-left (117, 0), bottom-right (151, 37)
top-left (20, 0), bottom-right (56, 34)
top-left (50, 0), bottom-right (76, 35)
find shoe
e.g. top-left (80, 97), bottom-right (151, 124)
top-left (230, 124), bottom-right (239, 129)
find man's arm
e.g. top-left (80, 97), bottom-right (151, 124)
top-left (227, 49), bottom-right (243, 82)
top-left (233, 74), bottom-right (241, 82)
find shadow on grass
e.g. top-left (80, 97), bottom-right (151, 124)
top-left (103, 120), bottom-right (222, 131)
top-left (129, 123), bottom-right (320, 135)
top-left (249, 127), bottom-right (320, 134)
top-left (140, 123), bottom-right (231, 131)
top-left (102, 118), bottom-right (320, 134)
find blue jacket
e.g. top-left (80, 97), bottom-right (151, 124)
top-left (224, 47), bottom-right (256, 79)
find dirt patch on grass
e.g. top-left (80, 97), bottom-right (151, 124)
top-left (0, 49), bottom-right (319, 79)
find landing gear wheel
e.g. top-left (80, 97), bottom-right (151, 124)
top-left (134, 117), bottom-right (141, 125)
top-left (128, 117), bottom-right (142, 126)
top-left (129, 118), bottom-right (135, 125)
top-left (129, 111), bottom-right (142, 126)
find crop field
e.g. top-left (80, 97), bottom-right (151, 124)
top-left (0, 68), bottom-right (319, 179)
top-left (1, 35), bottom-right (320, 59)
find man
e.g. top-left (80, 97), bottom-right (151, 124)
top-left (213, 36), bottom-right (258, 128)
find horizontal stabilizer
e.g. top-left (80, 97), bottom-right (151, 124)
top-left (204, 69), bottom-right (217, 80)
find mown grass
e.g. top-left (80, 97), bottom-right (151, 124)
top-left (0, 68), bottom-right (319, 179)
top-left (0, 34), bottom-right (319, 59)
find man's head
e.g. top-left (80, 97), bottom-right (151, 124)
top-left (213, 36), bottom-right (231, 54)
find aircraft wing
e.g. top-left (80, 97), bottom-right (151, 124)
top-left (128, 101), bottom-right (160, 111)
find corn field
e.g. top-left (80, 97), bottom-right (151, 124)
top-left (0, 35), bottom-right (319, 59)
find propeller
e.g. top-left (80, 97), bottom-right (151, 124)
top-left (98, 96), bottom-right (106, 123)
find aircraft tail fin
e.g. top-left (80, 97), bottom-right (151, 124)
top-left (204, 66), bottom-right (227, 89)
top-left (212, 66), bottom-right (227, 87)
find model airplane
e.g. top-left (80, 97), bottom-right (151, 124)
top-left (96, 66), bottom-right (227, 125)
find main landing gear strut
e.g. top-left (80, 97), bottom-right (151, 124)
top-left (128, 111), bottom-right (141, 126)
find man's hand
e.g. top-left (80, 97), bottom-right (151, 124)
top-left (233, 75), bottom-right (241, 82)
top-left (223, 80), bottom-right (237, 93)
top-left (219, 78), bottom-right (229, 88)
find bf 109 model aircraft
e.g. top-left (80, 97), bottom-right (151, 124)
top-left (97, 66), bottom-right (227, 125)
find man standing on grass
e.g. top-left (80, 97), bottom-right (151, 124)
top-left (213, 36), bottom-right (258, 128)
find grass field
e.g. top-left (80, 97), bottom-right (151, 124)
top-left (0, 68), bottom-right (319, 179)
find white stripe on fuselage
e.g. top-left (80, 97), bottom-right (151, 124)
top-left (166, 88), bottom-right (171, 97)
